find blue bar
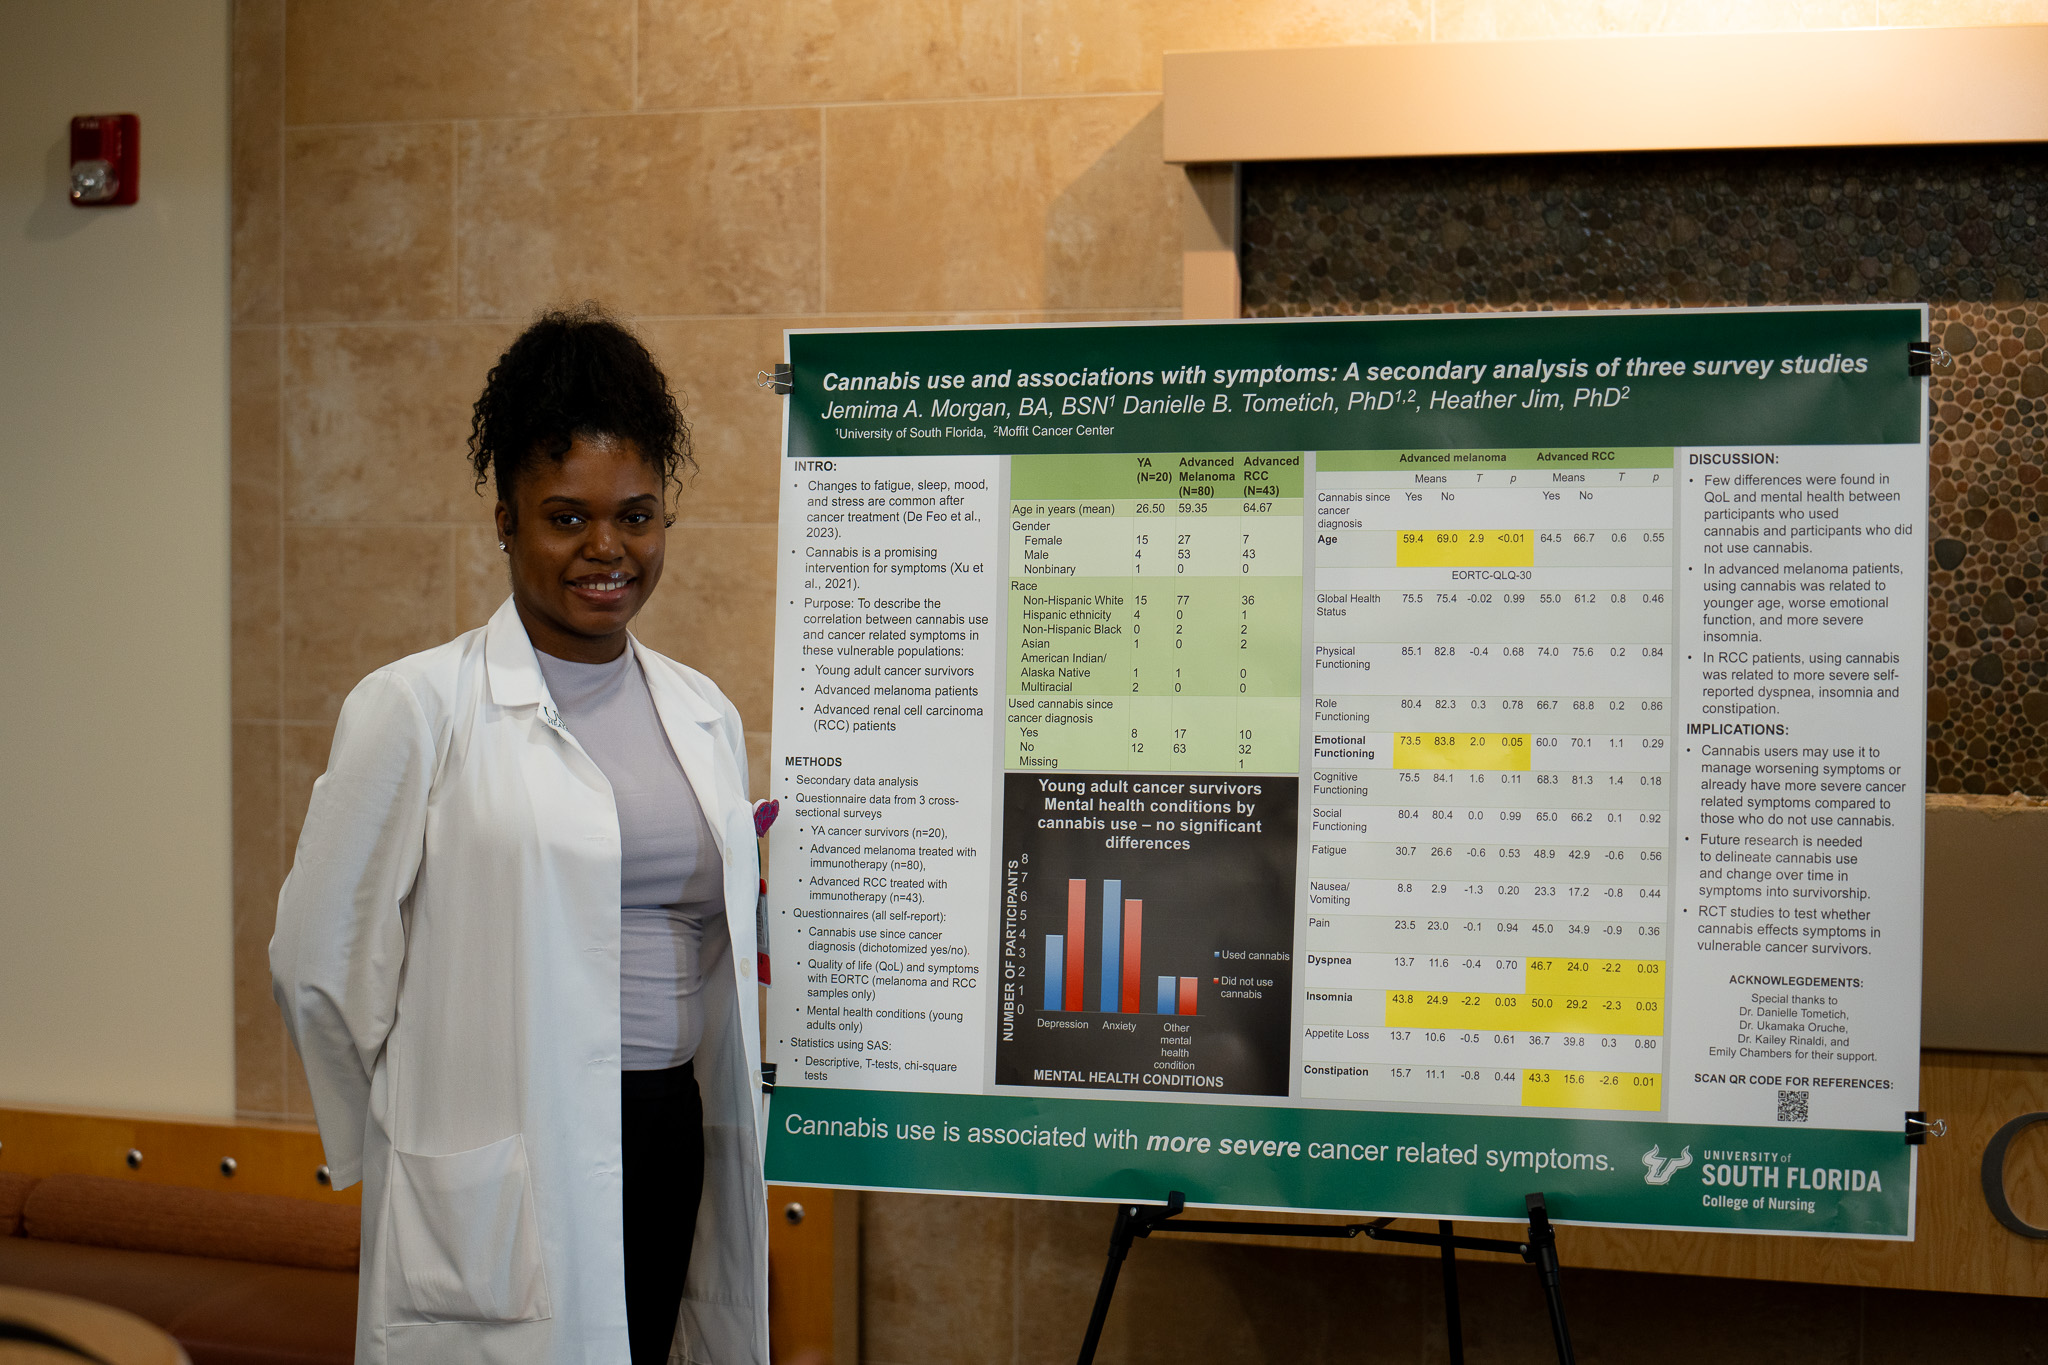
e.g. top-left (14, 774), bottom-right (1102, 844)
top-left (1157, 976), bottom-right (1177, 1015)
top-left (1045, 936), bottom-right (1064, 1011)
top-left (1099, 880), bottom-right (1122, 1012)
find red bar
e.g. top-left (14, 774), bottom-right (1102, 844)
top-left (1178, 976), bottom-right (1198, 1015)
top-left (1065, 881), bottom-right (1086, 1012)
top-left (1119, 901), bottom-right (1142, 1013)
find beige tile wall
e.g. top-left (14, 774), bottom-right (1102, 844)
top-left (231, 0), bottom-right (1202, 1119)
top-left (229, 0), bottom-right (2048, 1133)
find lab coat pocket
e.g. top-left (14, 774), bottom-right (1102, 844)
top-left (385, 1133), bottom-right (553, 1324)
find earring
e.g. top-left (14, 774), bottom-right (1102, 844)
top-left (498, 541), bottom-right (506, 550)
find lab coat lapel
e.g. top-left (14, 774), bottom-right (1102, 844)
top-left (632, 637), bottom-right (765, 1136)
top-left (630, 637), bottom-right (735, 851)
top-left (482, 599), bottom-right (608, 789)
top-left (483, 597), bottom-right (546, 708)
top-left (636, 646), bottom-right (760, 979)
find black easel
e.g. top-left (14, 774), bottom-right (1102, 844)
top-left (1075, 1191), bottom-right (1575, 1365)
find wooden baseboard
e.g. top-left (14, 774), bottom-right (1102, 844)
top-left (0, 1107), bottom-right (860, 1352)
top-left (0, 1105), bottom-right (353, 1206)
top-left (768, 1185), bottom-right (859, 1365)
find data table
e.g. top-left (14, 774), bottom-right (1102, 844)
top-left (1301, 449), bottom-right (1676, 1113)
top-left (1006, 452), bottom-right (1304, 775)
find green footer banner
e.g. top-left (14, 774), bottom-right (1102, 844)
top-left (769, 1088), bottom-right (1913, 1237)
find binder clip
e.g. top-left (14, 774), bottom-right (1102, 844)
top-left (1905, 1111), bottom-right (1946, 1144)
top-left (756, 363), bottom-right (793, 395)
top-left (1906, 342), bottom-right (1952, 377)
top-left (760, 1061), bottom-right (778, 1096)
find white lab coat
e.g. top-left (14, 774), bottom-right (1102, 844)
top-left (271, 598), bottom-right (769, 1365)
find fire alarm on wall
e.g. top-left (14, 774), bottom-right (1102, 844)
top-left (71, 114), bottom-right (139, 206)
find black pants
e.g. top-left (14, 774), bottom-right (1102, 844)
top-left (621, 1061), bottom-right (704, 1365)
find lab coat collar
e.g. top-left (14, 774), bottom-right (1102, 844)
top-left (630, 635), bottom-right (725, 727)
top-left (484, 598), bottom-right (732, 830)
top-left (484, 597), bottom-right (548, 709)
top-left (482, 597), bottom-right (721, 728)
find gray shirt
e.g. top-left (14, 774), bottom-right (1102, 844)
top-left (536, 647), bottom-right (725, 1070)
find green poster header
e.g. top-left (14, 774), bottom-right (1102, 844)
top-left (786, 306), bottom-right (1924, 459)
top-left (766, 1087), bottom-right (1913, 1238)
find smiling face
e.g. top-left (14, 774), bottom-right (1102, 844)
top-left (496, 432), bottom-right (666, 663)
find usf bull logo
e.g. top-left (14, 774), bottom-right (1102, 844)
top-left (1641, 1144), bottom-right (1694, 1186)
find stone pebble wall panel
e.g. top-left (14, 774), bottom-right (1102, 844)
top-left (1241, 147), bottom-right (2048, 797)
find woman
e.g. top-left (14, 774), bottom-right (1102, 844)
top-left (271, 307), bottom-right (768, 1365)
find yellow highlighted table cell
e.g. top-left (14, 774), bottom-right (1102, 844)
top-left (1397, 529), bottom-right (1535, 567)
top-left (1521, 1069), bottom-right (1662, 1112)
top-left (1386, 990), bottom-right (1664, 1036)
top-left (1525, 957), bottom-right (1665, 999)
top-left (1393, 732), bottom-right (1532, 771)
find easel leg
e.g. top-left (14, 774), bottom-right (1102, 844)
top-left (1075, 1206), bottom-right (1137, 1365)
top-left (1433, 1227), bottom-right (1466, 1365)
top-left (1437, 1220), bottom-right (1464, 1365)
top-left (1073, 1196), bottom-right (1573, 1364)
top-left (1523, 1194), bottom-right (1575, 1365)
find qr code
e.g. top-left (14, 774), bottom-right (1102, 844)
top-left (1777, 1089), bottom-right (1810, 1123)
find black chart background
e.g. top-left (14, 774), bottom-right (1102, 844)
top-left (995, 773), bottom-right (1297, 1096)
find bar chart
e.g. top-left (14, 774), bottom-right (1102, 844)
top-left (1040, 878), bottom-right (1200, 1018)
top-left (997, 773), bottom-right (1295, 1096)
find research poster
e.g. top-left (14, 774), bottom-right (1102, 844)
top-left (763, 306), bottom-right (1929, 1238)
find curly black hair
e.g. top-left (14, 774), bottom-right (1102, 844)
top-left (467, 303), bottom-right (691, 518)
